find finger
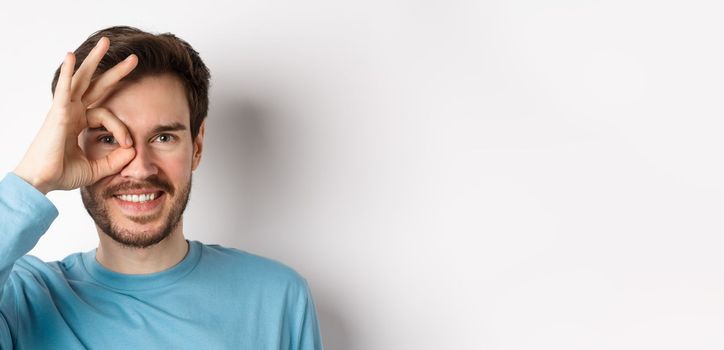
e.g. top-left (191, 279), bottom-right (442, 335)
top-left (82, 54), bottom-right (138, 107)
top-left (70, 37), bottom-right (110, 102)
top-left (90, 147), bottom-right (136, 182)
top-left (53, 52), bottom-right (76, 104)
top-left (86, 107), bottom-right (133, 148)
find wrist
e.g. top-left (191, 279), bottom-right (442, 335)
top-left (12, 167), bottom-right (51, 195)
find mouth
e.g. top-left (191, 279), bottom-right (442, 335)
top-left (111, 191), bottom-right (166, 215)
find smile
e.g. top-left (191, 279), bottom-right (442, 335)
top-left (111, 191), bottom-right (165, 214)
top-left (115, 192), bottom-right (161, 203)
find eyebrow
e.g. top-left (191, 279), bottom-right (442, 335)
top-left (87, 122), bottom-right (187, 134)
top-left (151, 122), bottom-right (187, 133)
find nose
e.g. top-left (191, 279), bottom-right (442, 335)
top-left (119, 143), bottom-right (158, 180)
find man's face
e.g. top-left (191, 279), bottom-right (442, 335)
top-left (79, 73), bottom-right (203, 249)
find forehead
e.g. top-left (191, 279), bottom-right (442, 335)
top-left (96, 73), bottom-right (190, 131)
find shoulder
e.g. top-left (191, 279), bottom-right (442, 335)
top-left (5, 254), bottom-right (79, 297)
top-left (195, 241), bottom-right (309, 291)
top-left (11, 255), bottom-right (58, 277)
top-left (10, 253), bottom-right (81, 282)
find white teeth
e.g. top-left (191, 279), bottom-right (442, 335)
top-left (117, 193), bottom-right (158, 203)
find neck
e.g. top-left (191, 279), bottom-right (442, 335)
top-left (95, 221), bottom-right (189, 275)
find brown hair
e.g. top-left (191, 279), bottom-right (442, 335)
top-left (51, 25), bottom-right (211, 140)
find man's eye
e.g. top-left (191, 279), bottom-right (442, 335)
top-left (98, 135), bottom-right (117, 144)
top-left (154, 134), bottom-right (176, 143)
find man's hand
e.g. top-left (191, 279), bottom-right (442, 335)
top-left (14, 37), bottom-right (138, 194)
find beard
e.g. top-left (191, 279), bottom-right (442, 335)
top-left (80, 174), bottom-right (192, 249)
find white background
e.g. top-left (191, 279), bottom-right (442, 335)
top-left (1, 1), bottom-right (723, 349)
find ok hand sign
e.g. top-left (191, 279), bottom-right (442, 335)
top-left (14, 37), bottom-right (138, 194)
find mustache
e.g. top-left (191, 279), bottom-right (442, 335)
top-left (101, 176), bottom-right (174, 198)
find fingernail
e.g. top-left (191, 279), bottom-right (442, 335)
top-left (126, 136), bottom-right (133, 146)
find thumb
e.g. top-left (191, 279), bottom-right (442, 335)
top-left (89, 147), bottom-right (136, 182)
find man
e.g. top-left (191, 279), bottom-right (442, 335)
top-left (0, 26), bottom-right (323, 349)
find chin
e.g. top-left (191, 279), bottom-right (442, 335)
top-left (104, 218), bottom-right (178, 249)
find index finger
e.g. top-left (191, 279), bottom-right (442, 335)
top-left (85, 107), bottom-right (133, 148)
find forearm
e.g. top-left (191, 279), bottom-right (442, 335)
top-left (0, 172), bottom-right (58, 290)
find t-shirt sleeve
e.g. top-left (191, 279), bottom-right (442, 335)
top-left (0, 310), bottom-right (11, 350)
top-left (0, 172), bottom-right (58, 349)
top-left (294, 279), bottom-right (324, 350)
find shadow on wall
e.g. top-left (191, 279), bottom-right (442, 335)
top-left (317, 303), bottom-right (351, 350)
top-left (203, 99), bottom-right (273, 245)
top-left (197, 97), bottom-right (350, 350)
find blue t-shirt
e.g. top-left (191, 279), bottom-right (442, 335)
top-left (0, 172), bottom-right (323, 349)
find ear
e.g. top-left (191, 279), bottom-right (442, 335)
top-left (191, 120), bottom-right (206, 171)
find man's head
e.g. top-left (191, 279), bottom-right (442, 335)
top-left (51, 26), bottom-right (211, 249)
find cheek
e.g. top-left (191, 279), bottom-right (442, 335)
top-left (83, 177), bottom-right (112, 197)
top-left (158, 151), bottom-right (194, 177)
